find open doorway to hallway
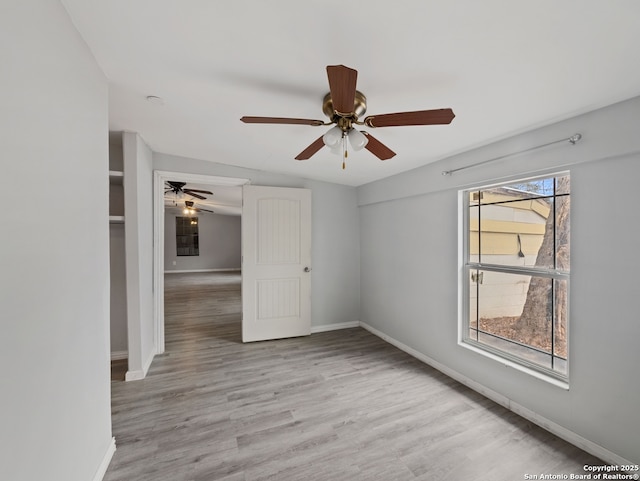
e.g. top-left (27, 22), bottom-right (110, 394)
top-left (154, 171), bottom-right (249, 356)
top-left (163, 185), bottom-right (243, 348)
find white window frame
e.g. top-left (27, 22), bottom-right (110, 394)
top-left (459, 173), bottom-right (570, 388)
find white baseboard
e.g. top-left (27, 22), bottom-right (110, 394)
top-left (125, 369), bottom-right (144, 381)
top-left (359, 322), bottom-right (510, 409)
top-left (164, 268), bottom-right (241, 274)
top-left (358, 321), bottom-right (634, 468)
top-left (92, 437), bottom-right (116, 481)
top-left (311, 321), bottom-right (360, 333)
top-left (125, 350), bottom-right (155, 382)
top-left (110, 350), bottom-right (128, 361)
top-left (508, 401), bottom-right (633, 467)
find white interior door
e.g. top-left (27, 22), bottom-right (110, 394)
top-left (241, 185), bottom-right (312, 342)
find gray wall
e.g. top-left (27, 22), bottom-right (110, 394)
top-left (357, 96), bottom-right (640, 464)
top-left (109, 223), bottom-right (128, 354)
top-left (164, 212), bottom-right (241, 271)
top-left (109, 137), bottom-right (127, 355)
top-left (124, 133), bottom-right (155, 379)
top-left (154, 153), bottom-right (361, 328)
top-left (0, 1), bottom-right (113, 480)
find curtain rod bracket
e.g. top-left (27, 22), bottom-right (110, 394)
top-left (441, 133), bottom-right (583, 176)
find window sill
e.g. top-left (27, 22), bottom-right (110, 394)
top-left (459, 340), bottom-right (569, 390)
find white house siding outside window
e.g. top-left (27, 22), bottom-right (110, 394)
top-left (462, 174), bottom-right (570, 381)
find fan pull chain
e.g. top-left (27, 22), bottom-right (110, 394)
top-left (342, 135), bottom-right (347, 170)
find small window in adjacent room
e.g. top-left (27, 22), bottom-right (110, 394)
top-left (462, 174), bottom-right (570, 380)
top-left (176, 216), bottom-right (199, 256)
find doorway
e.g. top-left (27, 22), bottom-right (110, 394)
top-left (153, 171), bottom-right (249, 354)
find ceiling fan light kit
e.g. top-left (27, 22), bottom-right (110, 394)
top-left (322, 125), bottom-right (343, 148)
top-left (182, 200), bottom-right (214, 215)
top-left (183, 200), bottom-right (197, 215)
top-left (241, 64), bottom-right (455, 170)
top-left (348, 129), bottom-right (368, 151)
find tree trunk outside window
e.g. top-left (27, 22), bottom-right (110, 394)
top-left (516, 176), bottom-right (570, 355)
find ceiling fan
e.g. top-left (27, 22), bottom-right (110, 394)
top-left (241, 64), bottom-right (455, 168)
top-left (165, 181), bottom-right (213, 200)
top-left (182, 200), bottom-right (213, 214)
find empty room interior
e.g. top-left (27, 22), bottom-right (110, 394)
top-left (2, 2), bottom-right (640, 481)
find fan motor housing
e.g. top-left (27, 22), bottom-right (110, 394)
top-left (322, 90), bottom-right (367, 121)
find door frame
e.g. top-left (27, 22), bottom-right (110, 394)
top-left (153, 170), bottom-right (249, 354)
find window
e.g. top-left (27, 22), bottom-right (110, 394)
top-left (176, 216), bottom-right (199, 256)
top-left (462, 174), bottom-right (570, 380)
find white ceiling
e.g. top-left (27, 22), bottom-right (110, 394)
top-left (62, 0), bottom-right (640, 187)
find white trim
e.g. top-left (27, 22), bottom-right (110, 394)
top-left (124, 349), bottom-right (154, 381)
top-left (164, 268), bottom-right (241, 274)
top-left (358, 321), bottom-right (634, 468)
top-left (125, 369), bottom-right (144, 382)
top-left (91, 437), bottom-right (116, 481)
top-left (508, 402), bottom-right (635, 468)
top-left (110, 350), bottom-right (128, 361)
top-left (311, 321), bottom-right (360, 333)
top-left (154, 170), bottom-right (250, 355)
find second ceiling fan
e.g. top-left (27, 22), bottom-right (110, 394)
top-left (241, 64), bottom-right (455, 168)
top-left (165, 181), bottom-right (213, 200)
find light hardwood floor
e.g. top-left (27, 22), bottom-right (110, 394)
top-left (104, 272), bottom-right (606, 481)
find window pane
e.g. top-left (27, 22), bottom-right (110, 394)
top-left (553, 278), bottom-right (568, 362)
top-left (176, 216), bottom-right (199, 256)
top-left (556, 194), bottom-right (570, 270)
top-left (477, 197), bottom-right (552, 268)
top-left (477, 271), bottom-right (537, 326)
top-left (555, 175), bottom-right (570, 195)
top-left (472, 270), bottom-right (565, 372)
top-left (468, 205), bottom-right (479, 263)
top-left (469, 190), bottom-right (482, 204)
top-left (479, 179), bottom-right (554, 205)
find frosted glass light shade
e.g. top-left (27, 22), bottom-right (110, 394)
top-left (322, 126), bottom-right (343, 147)
top-left (347, 129), bottom-right (368, 151)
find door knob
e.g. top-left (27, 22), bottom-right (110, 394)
top-left (304, 267), bottom-right (312, 272)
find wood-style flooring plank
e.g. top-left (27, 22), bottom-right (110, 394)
top-left (104, 272), bottom-right (607, 481)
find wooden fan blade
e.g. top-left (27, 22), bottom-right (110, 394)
top-left (362, 132), bottom-right (396, 160)
top-left (185, 192), bottom-right (207, 200)
top-left (326, 65), bottom-right (358, 115)
top-left (197, 208), bottom-right (214, 213)
top-left (364, 108), bottom-right (455, 128)
top-left (184, 189), bottom-right (213, 195)
top-left (240, 116), bottom-right (324, 126)
top-left (295, 136), bottom-right (325, 160)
